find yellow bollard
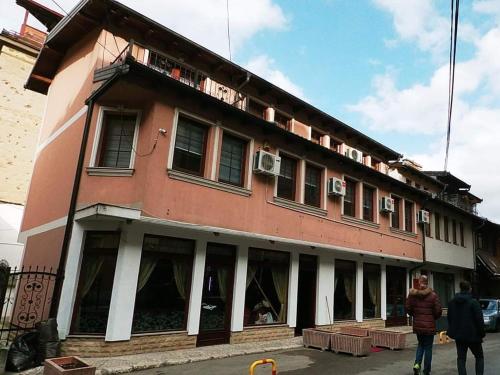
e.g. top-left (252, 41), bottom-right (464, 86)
top-left (439, 331), bottom-right (450, 344)
top-left (249, 359), bottom-right (277, 375)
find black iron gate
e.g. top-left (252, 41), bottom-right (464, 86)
top-left (0, 265), bottom-right (59, 346)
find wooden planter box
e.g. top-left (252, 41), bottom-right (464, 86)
top-left (44, 357), bottom-right (95, 375)
top-left (369, 330), bottom-right (407, 350)
top-left (338, 326), bottom-right (369, 337)
top-left (331, 334), bottom-right (372, 357)
top-left (302, 329), bottom-right (335, 351)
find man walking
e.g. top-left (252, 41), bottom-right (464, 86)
top-left (447, 280), bottom-right (485, 375)
top-left (406, 275), bottom-right (442, 375)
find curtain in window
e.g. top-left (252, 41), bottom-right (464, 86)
top-left (344, 275), bottom-right (354, 303)
top-left (172, 259), bottom-right (188, 299)
top-left (80, 256), bottom-right (105, 297)
top-left (246, 265), bottom-right (256, 289)
top-left (367, 276), bottom-right (380, 316)
top-left (334, 274), bottom-right (338, 292)
top-left (272, 266), bottom-right (288, 322)
top-left (136, 257), bottom-right (158, 293)
top-left (217, 268), bottom-right (228, 302)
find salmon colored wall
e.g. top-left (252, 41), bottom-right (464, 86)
top-left (21, 226), bottom-right (65, 268)
top-left (292, 119), bottom-right (311, 140)
top-left (76, 80), bottom-right (423, 261)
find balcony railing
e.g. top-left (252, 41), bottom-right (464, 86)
top-left (441, 193), bottom-right (478, 215)
top-left (112, 40), bottom-right (247, 111)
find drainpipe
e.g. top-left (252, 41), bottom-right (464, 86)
top-left (49, 70), bottom-right (126, 318)
top-left (237, 71), bottom-right (251, 90)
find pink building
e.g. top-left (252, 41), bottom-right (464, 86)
top-left (15, 0), bottom-right (480, 356)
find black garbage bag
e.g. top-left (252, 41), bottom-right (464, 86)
top-left (6, 331), bottom-right (39, 372)
top-left (36, 318), bottom-right (61, 363)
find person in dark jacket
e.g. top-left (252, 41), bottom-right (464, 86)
top-left (447, 280), bottom-right (485, 375)
top-left (406, 275), bottom-right (442, 375)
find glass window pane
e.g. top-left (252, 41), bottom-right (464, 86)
top-left (132, 235), bottom-right (194, 333)
top-left (405, 200), bottom-right (413, 232)
top-left (98, 113), bottom-right (136, 168)
top-left (334, 260), bottom-right (356, 320)
top-left (391, 197), bottom-right (400, 229)
top-left (363, 185), bottom-right (374, 222)
top-left (304, 165), bottom-right (321, 207)
top-left (172, 116), bottom-right (207, 175)
top-left (363, 263), bottom-right (381, 318)
top-left (343, 179), bottom-right (356, 217)
top-left (277, 156), bottom-right (296, 201)
top-left (71, 232), bottom-right (120, 334)
top-left (218, 133), bottom-right (246, 186)
top-left (244, 248), bottom-right (290, 326)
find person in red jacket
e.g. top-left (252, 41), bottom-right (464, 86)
top-left (406, 275), bottom-right (443, 375)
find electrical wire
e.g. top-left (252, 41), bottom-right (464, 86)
top-left (226, 0), bottom-right (232, 61)
top-left (444, 0), bottom-right (460, 171)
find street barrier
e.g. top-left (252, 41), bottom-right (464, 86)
top-left (249, 359), bottom-right (277, 375)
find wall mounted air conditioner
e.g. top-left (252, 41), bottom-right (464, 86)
top-left (253, 150), bottom-right (281, 176)
top-left (380, 196), bottom-right (395, 213)
top-left (327, 177), bottom-right (346, 196)
top-left (417, 209), bottom-right (430, 224)
top-left (345, 147), bottom-right (363, 163)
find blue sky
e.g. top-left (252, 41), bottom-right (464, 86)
top-left (1, 0), bottom-right (500, 220)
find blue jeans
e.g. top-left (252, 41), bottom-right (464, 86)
top-left (415, 334), bottom-right (434, 374)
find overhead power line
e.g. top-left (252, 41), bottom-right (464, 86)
top-left (226, 0), bottom-right (232, 61)
top-left (444, 0), bottom-right (460, 171)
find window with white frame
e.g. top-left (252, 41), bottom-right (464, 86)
top-left (218, 132), bottom-right (247, 187)
top-left (362, 184), bottom-right (375, 222)
top-left (172, 115), bottom-right (208, 176)
top-left (391, 196), bottom-right (401, 229)
top-left (343, 178), bottom-right (357, 217)
top-left (93, 110), bottom-right (139, 168)
top-left (404, 200), bottom-right (414, 232)
top-left (277, 154), bottom-right (297, 201)
top-left (304, 164), bottom-right (322, 207)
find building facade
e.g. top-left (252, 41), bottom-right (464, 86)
top-left (16, 0), bottom-right (484, 356)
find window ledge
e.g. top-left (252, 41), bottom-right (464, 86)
top-left (168, 169), bottom-right (251, 197)
top-left (273, 196), bottom-right (327, 216)
top-left (341, 215), bottom-right (380, 229)
top-left (86, 167), bottom-right (134, 176)
top-left (243, 323), bottom-right (289, 330)
top-left (131, 330), bottom-right (188, 337)
top-left (390, 227), bottom-right (417, 238)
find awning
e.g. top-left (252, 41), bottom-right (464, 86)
top-left (477, 250), bottom-right (500, 278)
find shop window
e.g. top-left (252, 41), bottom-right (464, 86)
top-left (391, 196), bottom-right (401, 229)
top-left (218, 133), bottom-right (247, 187)
top-left (244, 249), bottom-right (289, 326)
top-left (277, 155), bottom-right (297, 201)
top-left (334, 260), bottom-right (356, 320)
top-left (404, 200), bottom-right (414, 232)
top-left (362, 184), bottom-right (375, 222)
top-left (363, 264), bottom-right (381, 319)
top-left (304, 164), bottom-right (322, 207)
top-left (71, 232), bottom-right (120, 334)
top-left (435, 213), bottom-right (441, 240)
top-left (343, 179), bottom-right (356, 217)
top-left (433, 272), bottom-right (454, 307)
top-left (131, 235), bottom-right (194, 333)
top-left (95, 111), bottom-right (138, 168)
top-left (172, 115), bottom-right (208, 175)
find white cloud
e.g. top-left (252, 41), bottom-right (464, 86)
top-left (474, 0), bottom-right (500, 20)
top-left (245, 55), bottom-right (306, 99)
top-left (373, 0), bottom-right (479, 58)
top-left (349, 23), bottom-right (500, 221)
top-left (0, 0), bottom-right (288, 58)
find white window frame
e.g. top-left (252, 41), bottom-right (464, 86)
top-left (303, 159), bottom-right (327, 209)
top-left (89, 106), bottom-right (141, 169)
top-left (341, 174), bottom-right (361, 218)
top-left (361, 182), bottom-right (379, 224)
top-left (275, 149), bottom-right (302, 201)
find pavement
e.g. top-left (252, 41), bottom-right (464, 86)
top-left (18, 331), bottom-right (500, 375)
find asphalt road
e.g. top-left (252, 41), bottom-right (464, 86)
top-left (138, 332), bottom-right (500, 375)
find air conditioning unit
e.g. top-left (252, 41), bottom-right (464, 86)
top-left (345, 147), bottom-right (363, 163)
top-left (380, 196), bottom-right (395, 213)
top-left (253, 150), bottom-right (281, 176)
top-left (417, 210), bottom-right (430, 224)
top-left (327, 177), bottom-right (346, 196)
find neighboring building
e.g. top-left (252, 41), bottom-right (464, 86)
top-left (475, 220), bottom-right (500, 296)
top-left (0, 7), bottom-right (48, 268)
top-left (15, 0), bottom-right (489, 357)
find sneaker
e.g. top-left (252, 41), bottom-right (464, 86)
top-left (413, 363), bottom-right (421, 375)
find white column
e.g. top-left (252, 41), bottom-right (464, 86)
top-left (187, 240), bottom-right (207, 335)
top-left (454, 271), bottom-right (461, 293)
top-left (316, 254), bottom-right (335, 326)
top-left (56, 221), bottom-right (84, 339)
top-left (231, 245), bottom-right (248, 332)
top-left (105, 227), bottom-right (143, 341)
top-left (406, 268), bottom-right (411, 295)
top-left (287, 251), bottom-right (300, 328)
top-left (381, 264), bottom-right (387, 321)
top-left (356, 261), bottom-right (363, 322)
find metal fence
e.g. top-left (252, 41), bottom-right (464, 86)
top-left (0, 266), bottom-right (58, 346)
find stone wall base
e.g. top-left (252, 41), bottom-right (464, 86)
top-left (230, 325), bottom-right (294, 344)
top-left (62, 332), bottom-right (196, 357)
